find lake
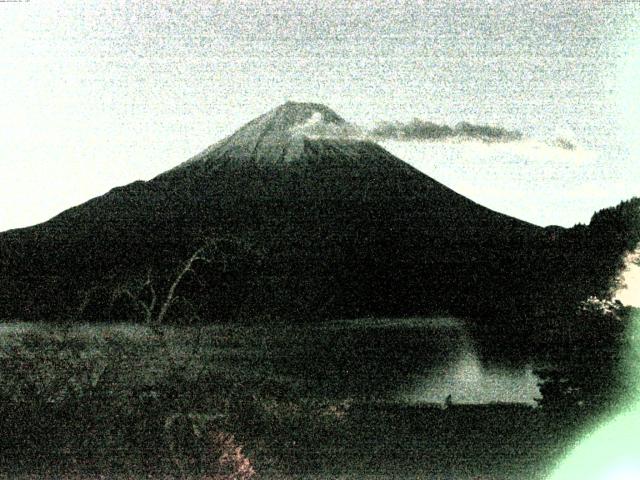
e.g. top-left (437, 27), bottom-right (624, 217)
top-left (265, 317), bottom-right (541, 405)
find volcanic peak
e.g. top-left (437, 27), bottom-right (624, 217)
top-left (177, 102), bottom-right (362, 168)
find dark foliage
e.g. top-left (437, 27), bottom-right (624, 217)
top-left (0, 326), bottom-right (260, 477)
top-left (534, 303), bottom-right (634, 413)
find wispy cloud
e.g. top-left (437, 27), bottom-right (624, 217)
top-left (549, 136), bottom-right (577, 151)
top-left (289, 112), bottom-right (364, 139)
top-left (367, 118), bottom-right (523, 144)
top-left (287, 111), bottom-right (581, 154)
top-left (366, 118), bottom-right (584, 152)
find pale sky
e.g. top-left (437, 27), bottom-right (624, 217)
top-left (1, 0), bottom-right (639, 231)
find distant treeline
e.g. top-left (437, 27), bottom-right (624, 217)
top-left (368, 118), bottom-right (523, 142)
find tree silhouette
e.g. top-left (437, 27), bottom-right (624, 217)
top-left (107, 235), bottom-right (259, 326)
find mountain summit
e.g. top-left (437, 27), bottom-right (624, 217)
top-left (177, 101), bottom-right (361, 168)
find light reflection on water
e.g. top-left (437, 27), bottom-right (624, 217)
top-left (279, 317), bottom-right (543, 404)
top-left (392, 319), bottom-right (540, 405)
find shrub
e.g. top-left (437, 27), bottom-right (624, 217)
top-left (534, 299), bottom-right (633, 412)
top-left (0, 324), bottom-right (262, 477)
top-left (164, 413), bottom-right (255, 480)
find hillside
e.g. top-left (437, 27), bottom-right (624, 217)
top-left (0, 102), bottom-right (636, 330)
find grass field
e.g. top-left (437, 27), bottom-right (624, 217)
top-left (0, 320), bottom-right (597, 479)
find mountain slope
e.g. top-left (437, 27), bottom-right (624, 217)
top-left (0, 102), bottom-right (632, 326)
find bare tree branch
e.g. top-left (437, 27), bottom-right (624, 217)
top-left (109, 235), bottom-right (252, 327)
top-left (157, 246), bottom-right (208, 324)
top-left (112, 268), bottom-right (158, 324)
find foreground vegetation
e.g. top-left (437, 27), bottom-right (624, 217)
top-left (1, 315), bottom-right (633, 479)
top-left (0, 322), bottom-right (271, 478)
